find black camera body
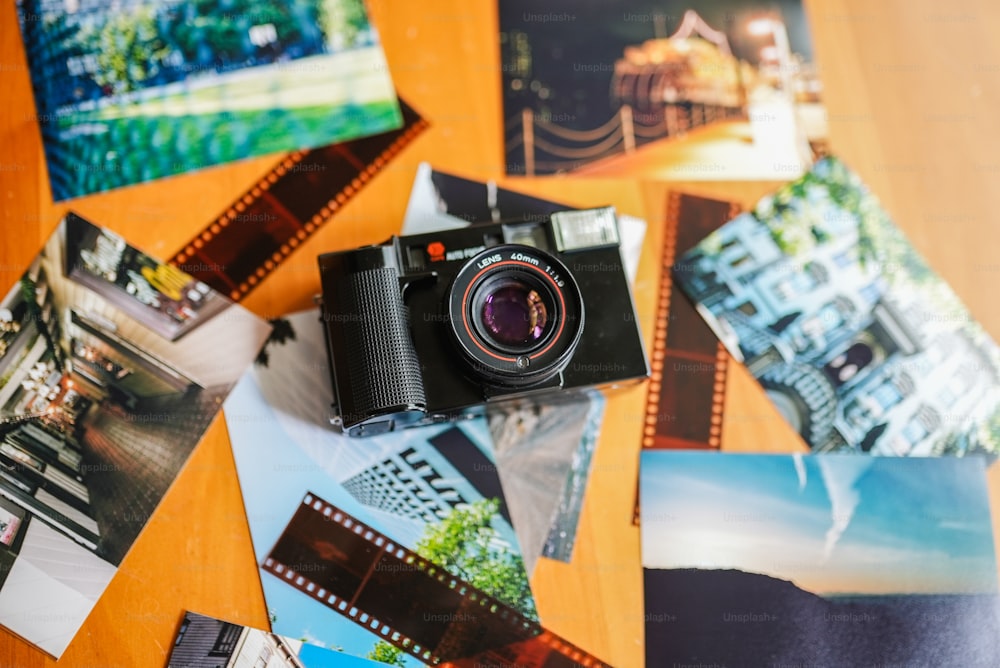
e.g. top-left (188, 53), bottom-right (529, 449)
top-left (317, 207), bottom-right (649, 437)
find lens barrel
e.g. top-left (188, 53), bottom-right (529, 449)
top-left (447, 245), bottom-right (584, 388)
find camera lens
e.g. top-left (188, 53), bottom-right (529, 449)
top-left (447, 245), bottom-right (583, 388)
top-left (478, 277), bottom-right (550, 349)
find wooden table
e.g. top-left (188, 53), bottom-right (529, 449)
top-left (1, 1), bottom-right (998, 666)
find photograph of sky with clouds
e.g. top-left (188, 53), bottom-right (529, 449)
top-left (640, 452), bottom-right (998, 596)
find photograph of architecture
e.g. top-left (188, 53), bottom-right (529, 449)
top-left (0, 213), bottom-right (270, 656)
top-left (168, 610), bottom-right (392, 667)
top-left (640, 451), bottom-right (1000, 665)
top-left (340, 427), bottom-right (513, 528)
top-left (499, 0), bottom-right (826, 179)
top-left (15, 0), bottom-right (402, 200)
top-left (674, 157), bottom-right (1000, 455)
top-left (169, 611), bottom-right (307, 668)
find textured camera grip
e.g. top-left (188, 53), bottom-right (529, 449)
top-left (337, 267), bottom-right (426, 421)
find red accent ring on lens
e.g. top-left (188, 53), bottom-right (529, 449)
top-left (461, 260), bottom-right (566, 363)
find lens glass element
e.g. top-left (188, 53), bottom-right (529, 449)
top-left (480, 279), bottom-right (549, 348)
top-left (448, 244), bottom-right (584, 388)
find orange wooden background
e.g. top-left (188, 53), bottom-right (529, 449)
top-left (1, 1), bottom-right (999, 666)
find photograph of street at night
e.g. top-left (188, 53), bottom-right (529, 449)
top-left (500, 0), bottom-right (826, 179)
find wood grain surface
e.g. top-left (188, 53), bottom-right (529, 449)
top-left (0, 1), bottom-right (998, 666)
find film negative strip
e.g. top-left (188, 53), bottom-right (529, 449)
top-left (263, 493), bottom-right (611, 668)
top-left (643, 192), bottom-right (742, 451)
top-left (168, 99), bottom-right (428, 301)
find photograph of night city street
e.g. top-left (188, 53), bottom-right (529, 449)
top-left (641, 451), bottom-right (1000, 666)
top-left (15, 0), bottom-right (402, 200)
top-left (0, 213), bottom-right (270, 656)
top-left (499, 0), bottom-right (826, 179)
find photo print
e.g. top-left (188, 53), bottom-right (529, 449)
top-left (499, 0), bottom-right (827, 179)
top-left (640, 450), bottom-right (1000, 666)
top-left (0, 212), bottom-right (270, 656)
top-left (674, 156), bottom-right (1000, 455)
top-left (15, 0), bottom-right (403, 200)
top-left (168, 610), bottom-right (387, 667)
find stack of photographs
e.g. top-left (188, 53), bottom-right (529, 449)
top-left (0, 213), bottom-right (270, 657)
top-left (7, 1), bottom-right (996, 664)
top-left (223, 309), bottom-right (611, 666)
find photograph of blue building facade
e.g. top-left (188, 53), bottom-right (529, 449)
top-left (674, 158), bottom-right (999, 456)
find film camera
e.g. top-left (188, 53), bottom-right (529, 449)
top-left (317, 207), bottom-right (649, 437)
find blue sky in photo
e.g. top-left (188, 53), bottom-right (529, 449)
top-left (640, 451), bottom-right (998, 596)
top-left (299, 641), bottom-right (388, 667)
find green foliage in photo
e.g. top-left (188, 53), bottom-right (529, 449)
top-left (416, 497), bottom-right (538, 622)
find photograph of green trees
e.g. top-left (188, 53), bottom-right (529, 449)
top-left (16, 0), bottom-right (402, 200)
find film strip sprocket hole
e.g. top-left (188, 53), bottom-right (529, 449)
top-left (261, 497), bottom-right (535, 664)
top-left (263, 493), bottom-right (611, 668)
top-left (644, 192), bottom-right (681, 447)
top-left (643, 192), bottom-right (742, 451)
top-left (169, 100), bottom-right (429, 301)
